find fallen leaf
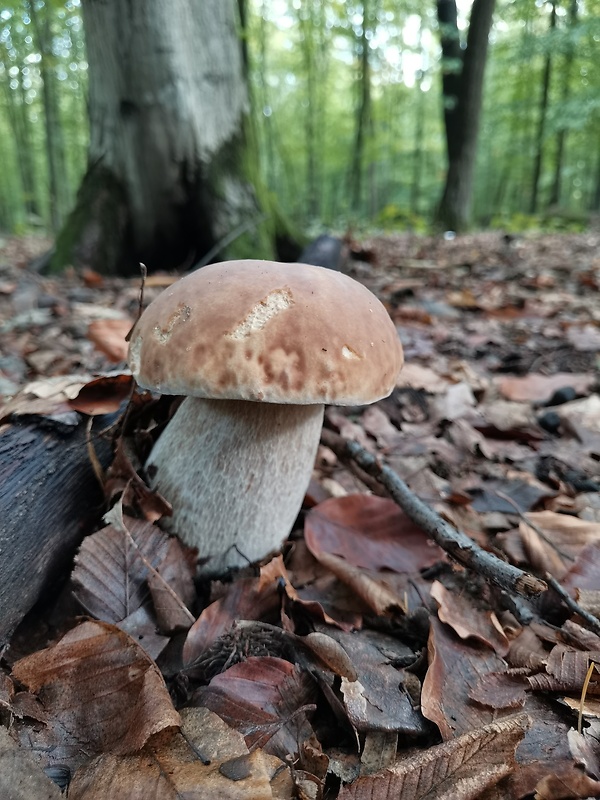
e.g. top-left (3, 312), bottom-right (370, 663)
top-left (338, 714), bottom-right (529, 800)
top-left (68, 707), bottom-right (287, 799)
top-left (304, 495), bottom-right (443, 573)
top-left (12, 620), bottom-right (180, 762)
top-left (0, 726), bottom-right (62, 799)
top-left (496, 373), bottom-right (594, 404)
top-left (68, 372), bottom-right (133, 415)
top-left (182, 577), bottom-right (280, 667)
top-left (421, 618), bottom-right (509, 740)
top-left (72, 516), bottom-right (192, 625)
top-left (196, 656), bottom-right (317, 760)
top-left (430, 581), bottom-right (509, 656)
top-left (87, 318), bottom-right (132, 362)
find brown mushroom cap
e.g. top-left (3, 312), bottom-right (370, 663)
top-left (128, 259), bottom-right (403, 405)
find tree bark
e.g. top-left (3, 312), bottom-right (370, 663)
top-left (0, 57), bottom-right (40, 223)
top-left (0, 414), bottom-right (114, 644)
top-left (350, 0), bottom-right (375, 215)
top-left (28, 0), bottom-right (70, 232)
top-left (530, 1), bottom-right (556, 214)
top-left (51, 0), bottom-right (276, 275)
top-left (435, 0), bottom-right (496, 231)
top-left (548, 0), bottom-right (578, 208)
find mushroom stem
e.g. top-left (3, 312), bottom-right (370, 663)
top-left (146, 397), bottom-right (324, 575)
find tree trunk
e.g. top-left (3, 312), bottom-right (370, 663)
top-left (435, 0), bottom-right (496, 231)
top-left (591, 140), bottom-right (600, 213)
top-left (51, 0), bottom-right (276, 275)
top-left (28, 0), bottom-right (70, 232)
top-left (350, 0), bottom-right (375, 215)
top-left (410, 70), bottom-right (427, 213)
top-left (0, 19), bottom-right (45, 226)
top-left (548, 0), bottom-right (578, 208)
top-left (530, 1), bottom-right (556, 214)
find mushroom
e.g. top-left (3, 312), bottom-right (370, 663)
top-left (128, 259), bottom-right (403, 576)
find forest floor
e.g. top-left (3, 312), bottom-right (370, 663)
top-left (0, 230), bottom-right (600, 798)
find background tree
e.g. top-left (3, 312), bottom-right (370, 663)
top-left (529, 0), bottom-right (556, 214)
top-left (548, 0), bottom-right (578, 208)
top-left (52, 0), bottom-right (276, 275)
top-left (435, 0), bottom-right (496, 231)
top-left (28, 0), bottom-right (69, 231)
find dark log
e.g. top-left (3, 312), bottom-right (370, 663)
top-left (0, 414), bottom-right (114, 644)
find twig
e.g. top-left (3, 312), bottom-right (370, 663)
top-left (493, 490), bottom-right (574, 563)
top-left (320, 429), bottom-right (547, 598)
top-left (545, 573), bottom-right (600, 637)
top-left (125, 262), bottom-right (147, 342)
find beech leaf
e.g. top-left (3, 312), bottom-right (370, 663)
top-left (12, 620), bottom-right (180, 759)
top-left (338, 714), bottom-right (529, 800)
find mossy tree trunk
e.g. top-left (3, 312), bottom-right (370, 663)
top-left (51, 0), bottom-right (276, 275)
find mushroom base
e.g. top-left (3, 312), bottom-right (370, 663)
top-left (146, 397), bottom-right (325, 576)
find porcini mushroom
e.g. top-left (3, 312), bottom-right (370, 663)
top-left (128, 259), bottom-right (403, 576)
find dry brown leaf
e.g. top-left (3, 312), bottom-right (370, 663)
top-left (310, 550), bottom-right (406, 616)
top-left (68, 372), bottom-right (133, 415)
top-left (496, 373), bottom-right (594, 404)
top-left (395, 362), bottom-right (451, 393)
top-left (182, 577), bottom-right (280, 667)
top-left (0, 375), bottom-right (88, 421)
top-left (68, 707), bottom-right (288, 800)
top-left (12, 620), bottom-right (180, 759)
top-left (430, 381), bottom-right (477, 422)
top-left (360, 405), bottom-right (402, 448)
top-left (73, 516), bottom-right (193, 625)
top-left (314, 628), bottom-right (428, 738)
top-left (0, 726), bottom-right (62, 799)
top-left (87, 318), bottom-right (133, 363)
top-left (422, 618), bottom-right (509, 740)
top-left (338, 714), bottom-right (529, 800)
top-left (196, 656), bottom-right (317, 760)
top-left (534, 771), bottom-right (600, 799)
top-left (518, 511), bottom-right (600, 579)
top-left (431, 581), bottom-right (509, 656)
top-left (305, 495), bottom-right (443, 574)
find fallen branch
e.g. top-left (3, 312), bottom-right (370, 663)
top-left (320, 429), bottom-right (547, 598)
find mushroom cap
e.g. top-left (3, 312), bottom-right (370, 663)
top-left (128, 259), bottom-right (403, 405)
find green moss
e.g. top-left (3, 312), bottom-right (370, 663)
top-left (204, 111), bottom-right (303, 263)
top-left (50, 163), bottom-right (131, 274)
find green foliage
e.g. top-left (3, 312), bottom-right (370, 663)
top-left (376, 203), bottom-right (430, 233)
top-left (488, 211), bottom-right (587, 234)
top-left (0, 0), bottom-right (87, 232)
top-left (0, 0), bottom-right (598, 236)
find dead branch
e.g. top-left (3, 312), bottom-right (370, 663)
top-left (320, 429), bottom-right (547, 599)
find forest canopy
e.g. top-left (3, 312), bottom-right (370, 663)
top-left (0, 0), bottom-right (598, 244)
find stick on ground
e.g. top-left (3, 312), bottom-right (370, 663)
top-left (320, 429), bottom-right (547, 598)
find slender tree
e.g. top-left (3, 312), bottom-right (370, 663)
top-left (410, 36), bottom-right (428, 213)
top-left (0, 8), bottom-right (43, 225)
top-left (52, 0), bottom-right (278, 275)
top-left (530, 0), bottom-right (556, 213)
top-left (548, 0), bottom-right (578, 208)
top-left (28, 0), bottom-right (70, 231)
top-left (435, 0), bottom-right (496, 231)
top-left (350, 0), bottom-right (376, 215)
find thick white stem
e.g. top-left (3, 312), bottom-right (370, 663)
top-left (146, 397), bottom-right (324, 576)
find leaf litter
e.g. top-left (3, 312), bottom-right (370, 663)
top-left (1, 231), bottom-right (600, 797)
